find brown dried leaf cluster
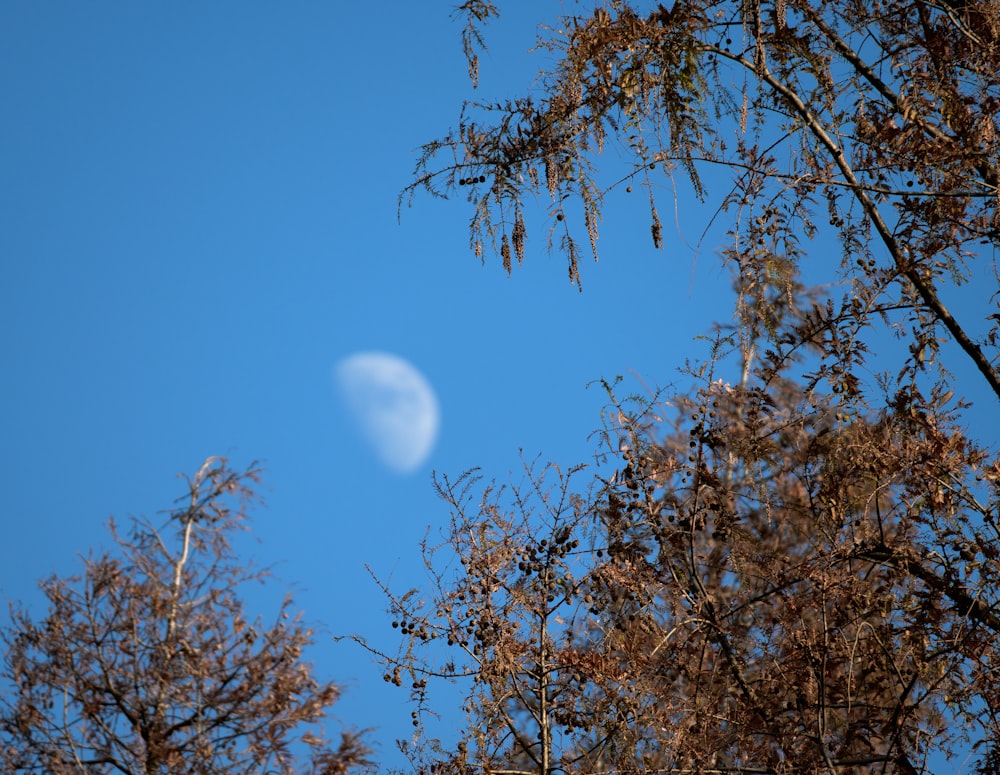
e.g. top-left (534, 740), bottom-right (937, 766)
top-left (373, 342), bottom-right (999, 774)
top-left (404, 0), bottom-right (1000, 400)
top-left (0, 459), bottom-right (371, 775)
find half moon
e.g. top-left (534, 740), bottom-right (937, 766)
top-left (334, 352), bottom-right (440, 474)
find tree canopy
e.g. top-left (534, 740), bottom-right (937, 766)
top-left (406, 0), bottom-right (1000, 401)
top-left (0, 459), bottom-right (371, 775)
top-left (379, 2), bottom-right (1000, 774)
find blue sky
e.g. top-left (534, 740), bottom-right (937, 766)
top-left (0, 2), bottom-right (733, 764)
top-left (1, 2), bottom-right (994, 771)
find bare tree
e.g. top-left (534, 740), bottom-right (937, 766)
top-left (0, 458), bottom-right (371, 775)
top-left (374, 2), bottom-right (1000, 773)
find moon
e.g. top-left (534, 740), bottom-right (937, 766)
top-left (334, 352), bottom-right (440, 474)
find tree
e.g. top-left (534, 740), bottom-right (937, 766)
top-left (405, 0), bottom-right (1000, 401)
top-left (0, 458), bottom-right (371, 775)
top-left (373, 352), bottom-right (999, 775)
top-left (374, 2), bottom-right (1000, 774)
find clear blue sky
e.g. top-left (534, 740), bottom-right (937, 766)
top-left (0, 2), bottom-right (731, 763)
top-left (0, 2), bottom-right (993, 771)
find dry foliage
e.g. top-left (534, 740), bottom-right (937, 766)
top-left (369, 342), bottom-right (999, 775)
top-left (405, 0), bottom-right (1000, 400)
top-left (378, 2), bottom-right (1000, 774)
top-left (0, 458), bottom-right (371, 775)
